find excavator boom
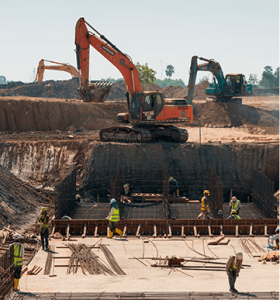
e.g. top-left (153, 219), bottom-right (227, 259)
top-left (75, 18), bottom-right (142, 102)
top-left (35, 59), bottom-right (79, 84)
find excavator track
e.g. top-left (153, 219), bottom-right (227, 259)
top-left (99, 125), bottom-right (188, 143)
top-left (99, 126), bottom-right (152, 143)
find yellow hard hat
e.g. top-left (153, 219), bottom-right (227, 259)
top-left (123, 183), bottom-right (129, 188)
top-left (41, 207), bottom-right (46, 212)
top-left (203, 190), bottom-right (210, 196)
top-left (169, 177), bottom-right (174, 182)
top-left (231, 209), bottom-right (237, 214)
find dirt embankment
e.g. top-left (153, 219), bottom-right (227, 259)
top-left (0, 166), bottom-right (49, 229)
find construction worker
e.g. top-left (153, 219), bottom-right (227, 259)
top-left (226, 252), bottom-right (243, 293)
top-left (169, 177), bottom-right (179, 197)
top-left (228, 196), bottom-right (241, 219)
top-left (9, 233), bottom-right (24, 291)
top-left (197, 190), bottom-right (211, 219)
top-left (267, 227), bottom-right (279, 249)
top-left (106, 199), bottom-right (123, 238)
top-left (38, 207), bottom-right (49, 251)
top-left (120, 183), bottom-right (132, 203)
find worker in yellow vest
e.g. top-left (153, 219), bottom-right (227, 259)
top-left (9, 233), bottom-right (24, 291)
top-left (38, 207), bottom-right (49, 251)
top-left (226, 252), bottom-right (243, 293)
top-left (106, 198), bottom-right (123, 238)
top-left (228, 196), bottom-right (241, 219)
top-left (197, 190), bottom-right (211, 219)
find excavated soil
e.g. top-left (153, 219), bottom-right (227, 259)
top-left (0, 166), bottom-right (50, 229)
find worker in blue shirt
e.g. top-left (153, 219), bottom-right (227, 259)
top-left (169, 177), bottom-right (179, 197)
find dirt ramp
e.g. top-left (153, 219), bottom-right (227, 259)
top-left (0, 97), bottom-right (126, 132)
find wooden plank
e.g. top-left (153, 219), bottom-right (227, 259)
top-left (2, 225), bottom-right (10, 244)
top-left (220, 224), bottom-right (223, 236)
top-left (82, 224), bottom-right (86, 239)
top-left (66, 224), bottom-right (70, 241)
top-left (136, 223), bottom-right (141, 238)
top-left (264, 223), bottom-right (268, 236)
top-left (107, 224), bottom-right (110, 238)
top-left (218, 238), bottom-right (230, 245)
top-left (207, 235), bottom-right (224, 245)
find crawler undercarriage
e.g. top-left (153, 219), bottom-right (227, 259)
top-left (99, 125), bottom-right (188, 143)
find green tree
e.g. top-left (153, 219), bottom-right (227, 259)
top-left (136, 63), bottom-right (156, 85)
top-left (165, 65), bottom-right (175, 79)
top-left (154, 78), bottom-right (186, 88)
top-left (198, 76), bottom-right (209, 83)
top-left (259, 65), bottom-right (278, 88)
top-left (248, 74), bottom-right (259, 85)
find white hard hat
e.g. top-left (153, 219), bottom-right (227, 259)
top-left (236, 252), bottom-right (243, 260)
top-left (276, 227), bottom-right (280, 233)
top-left (13, 233), bottom-right (21, 240)
top-left (110, 198), bottom-right (116, 204)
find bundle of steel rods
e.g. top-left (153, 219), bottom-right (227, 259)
top-left (67, 243), bottom-right (115, 276)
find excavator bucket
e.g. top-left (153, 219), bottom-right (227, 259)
top-left (78, 81), bottom-right (113, 102)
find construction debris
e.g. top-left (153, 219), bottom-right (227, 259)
top-left (258, 251), bottom-right (279, 263)
top-left (207, 235), bottom-right (224, 245)
top-left (27, 265), bottom-right (43, 275)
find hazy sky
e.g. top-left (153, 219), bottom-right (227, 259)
top-left (0, 0), bottom-right (279, 84)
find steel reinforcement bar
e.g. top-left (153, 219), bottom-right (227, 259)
top-left (53, 219), bottom-right (278, 237)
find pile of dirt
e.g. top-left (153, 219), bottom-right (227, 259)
top-left (0, 166), bottom-right (47, 229)
top-left (0, 80), bottom-right (209, 101)
top-left (190, 102), bottom-right (279, 134)
top-left (0, 96), bottom-right (127, 132)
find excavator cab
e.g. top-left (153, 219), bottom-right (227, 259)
top-left (224, 74), bottom-right (252, 96)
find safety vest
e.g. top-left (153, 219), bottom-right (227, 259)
top-left (39, 213), bottom-right (49, 229)
top-left (230, 200), bottom-right (240, 214)
top-left (201, 196), bottom-right (209, 212)
top-left (13, 244), bottom-right (22, 267)
top-left (109, 208), bottom-right (119, 222)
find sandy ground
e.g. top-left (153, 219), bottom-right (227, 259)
top-left (20, 237), bottom-right (279, 294)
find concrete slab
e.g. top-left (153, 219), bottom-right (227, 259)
top-left (19, 237), bottom-right (279, 294)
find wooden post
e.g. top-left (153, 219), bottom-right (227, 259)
top-left (51, 224), bottom-right (56, 236)
top-left (230, 189), bottom-right (233, 201)
top-left (181, 225), bottom-right (185, 237)
top-left (264, 223), bottom-right (268, 236)
top-left (122, 224), bottom-right (127, 238)
top-left (153, 224), bottom-right (157, 238)
top-left (199, 120), bottom-right (201, 145)
top-left (107, 224), bottom-right (110, 237)
top-left (193, 225), bottom-right (200, 237)
top-left (249, 223), bottom-right (253, 237)
top-left (220, 224), bottom-right (223, 236)
top-left (82, 224), bottom-right (87, 239)
top-left (208, 223), bottom-right (213, 237)
top-left (136, 223), bottom-right (141, 238)
top-left (235, 223), bottom-right (239, 237)
top-left (247, 196), bottom-right (250, 203)
top-left (66, 224), bottom-right (70, 241)
top-left (168, 224), bottom-right (172, 238)
top-left (94, 224), bottom-right (99, 237)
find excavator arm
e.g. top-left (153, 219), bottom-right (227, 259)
top-left (186, 56), bottom-right (225, 103)
top-left (35, 59), bottom-right (79, 84)
top-left (75, 17), bottom-right (142, 101)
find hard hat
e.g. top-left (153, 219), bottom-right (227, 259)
top-left (110, 198), bottom-right (116, 204)
top-left (232, 196), bottom-right (237, 201)
top-left (13, 233), bottom-right (21, 240)
top-left (41, 207), bottom-right (46, 212)
top-left (276, 227), bottom-right (280, 233)
top-left (123, 183), bottom-right (129, 188)
top-left (169, 177), bottom-right (174, 182)
top-left (203, 190), bottom-right (210, 196)
top-left (231, 210), bottom-right (237, 214)
top-left (236, 252), bottom-right (243, 260)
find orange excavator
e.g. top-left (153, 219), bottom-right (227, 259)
top-left (35, 59), bottom-right (79, 84)
top-left (75, 18), bottom-right (193, 142)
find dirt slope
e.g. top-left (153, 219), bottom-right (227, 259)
top-left (0, 166), bottom-right (47, 229)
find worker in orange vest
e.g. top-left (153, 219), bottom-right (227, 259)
top-left (197, 190), bottom-right (211, 219)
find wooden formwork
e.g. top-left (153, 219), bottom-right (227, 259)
top-left (53, 218), bottom-right (278, 237)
